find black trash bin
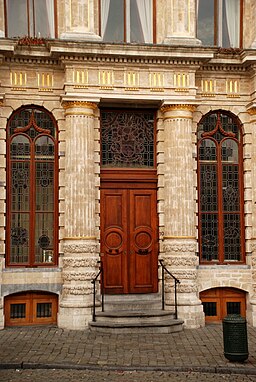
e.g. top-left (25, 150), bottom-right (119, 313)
top-left (222, 314), bottom-right (249, 362)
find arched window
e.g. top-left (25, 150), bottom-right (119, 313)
top-left (6, 106), bottom-right (58, 267)
top-left (197, 110), bottom-right (244, 263)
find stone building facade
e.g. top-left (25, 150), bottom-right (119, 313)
top-left (0, 0), bottom-right (256, 330)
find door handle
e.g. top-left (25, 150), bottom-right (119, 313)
top-left (138, 249), bottom-right (148, 255)
top-left (108, 249), bottom-right (119, 254)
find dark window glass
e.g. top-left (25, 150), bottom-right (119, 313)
top-left (202, 302), bottom-right (217, 316)
top-left (37, 302), bottom-right (52, 317)
top-left (6, 0), bottom-right (55, 38)
top-left (197, 0), bottom-right (215, 45)
top-left (197, 0), bottom-right (241, 48)
top-left (227, 301), bottom-right (241, 315)
top-left (10, 303), bottom-right (26, 319)
top-left (101, 0), bottom-right (153, 43)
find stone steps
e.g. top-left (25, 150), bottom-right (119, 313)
top-left (89, 318), bottom-right (184, 334)
top-left (102, 293), bottom-right (162, 311)
top-left (89, 294), bottom-right (184, 333)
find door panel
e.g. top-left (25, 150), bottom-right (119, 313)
top-left (101, 186), bottom-right (158, 294)
top-left (129, 190), bottom-right (158, 293)
top-left (101, 190), bottom-right (127, 293)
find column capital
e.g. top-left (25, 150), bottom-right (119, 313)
top-left (247, 106), bottom-right (256, 116)
top-left (62, 100), bottom-right (99, 118)
top-left (62, 100), bottom-right (98, 110)
top-left (161, 104), bottom-right (198, 114)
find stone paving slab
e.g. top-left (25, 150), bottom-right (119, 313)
top-left (0, 324), bottom-right (256, 375)
top-left (1, 370), bottom-right (256, 382)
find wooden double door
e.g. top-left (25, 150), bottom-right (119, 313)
top-left (100, 181), bottom-right (158, 294)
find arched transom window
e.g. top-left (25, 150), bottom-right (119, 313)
top-left (7, 106), bottom-right (58, 267)
top-left (197, 111), bottom-right (244, 264)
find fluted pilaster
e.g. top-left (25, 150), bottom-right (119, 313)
top-left (162, 0), bottom-right (201, 45)
top-left (63, 101), bottom-right (98, 238)
top-left (160, 103), bottom-right (204, 328)
top-left (161, 104), bottom-right (196, 238)
top-left (59, 0), bottom-right (101, 41)
top-left (58, 101), bottom-right (100, 330)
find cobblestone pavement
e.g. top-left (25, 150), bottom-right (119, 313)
top-left (1, 370), bottom-right (256, 382)
top-left (0, 324), bottom-right (256, 379)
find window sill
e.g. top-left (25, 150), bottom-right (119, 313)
top-left (198, 264), bottom-right (250, 269)
top-left (3, 267), bottom-right (61, 273)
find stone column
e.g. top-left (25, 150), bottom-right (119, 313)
top-left (0, 2), bottom-right (4, 37)
top-left (160, 104), bottom-right (204, 329)
top-left (247, 106), bottom-right (256, 326)
top-left (0, 255), bottom-right (3, 329)
top-left (161, 0), bottom-right (201, 46)
top-left (58, 101), bottom-right (100, 330)
top-left (59, 0), bottom-right (101, 41)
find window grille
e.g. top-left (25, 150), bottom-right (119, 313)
top-left (101, 110), bottom-right (155, 168)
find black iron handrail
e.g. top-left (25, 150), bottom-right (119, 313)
top-left (91, 261), bottom-right (104, 322)
top-left (158, 259), bottom-right (180, 319)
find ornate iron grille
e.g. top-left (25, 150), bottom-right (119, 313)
top-left (201, 213), bottom-right (218, 261)
top-left (200, 164), bottom-right (218, 212)
top-left (101, 110), bottom-right (155, 168)
top-left (197, 111), bottom-right (244, 263)
top-left (224, 214), bottom-right (241, 261)
top-left (9, 108), bottom-right (56, 138)
top-left (197, 112), bottom-right (240, 142)
top-left (222, 164), bottom-right (239, 212)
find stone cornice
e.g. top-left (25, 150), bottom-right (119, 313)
top-left (1, 39), bottom-right (256, 72)
top-left (199, 64), bottom-right (246, 72)
top-left (5, 56), bottom-right (60, 66)
top-left (49, 40), bottom-right (214, 62)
